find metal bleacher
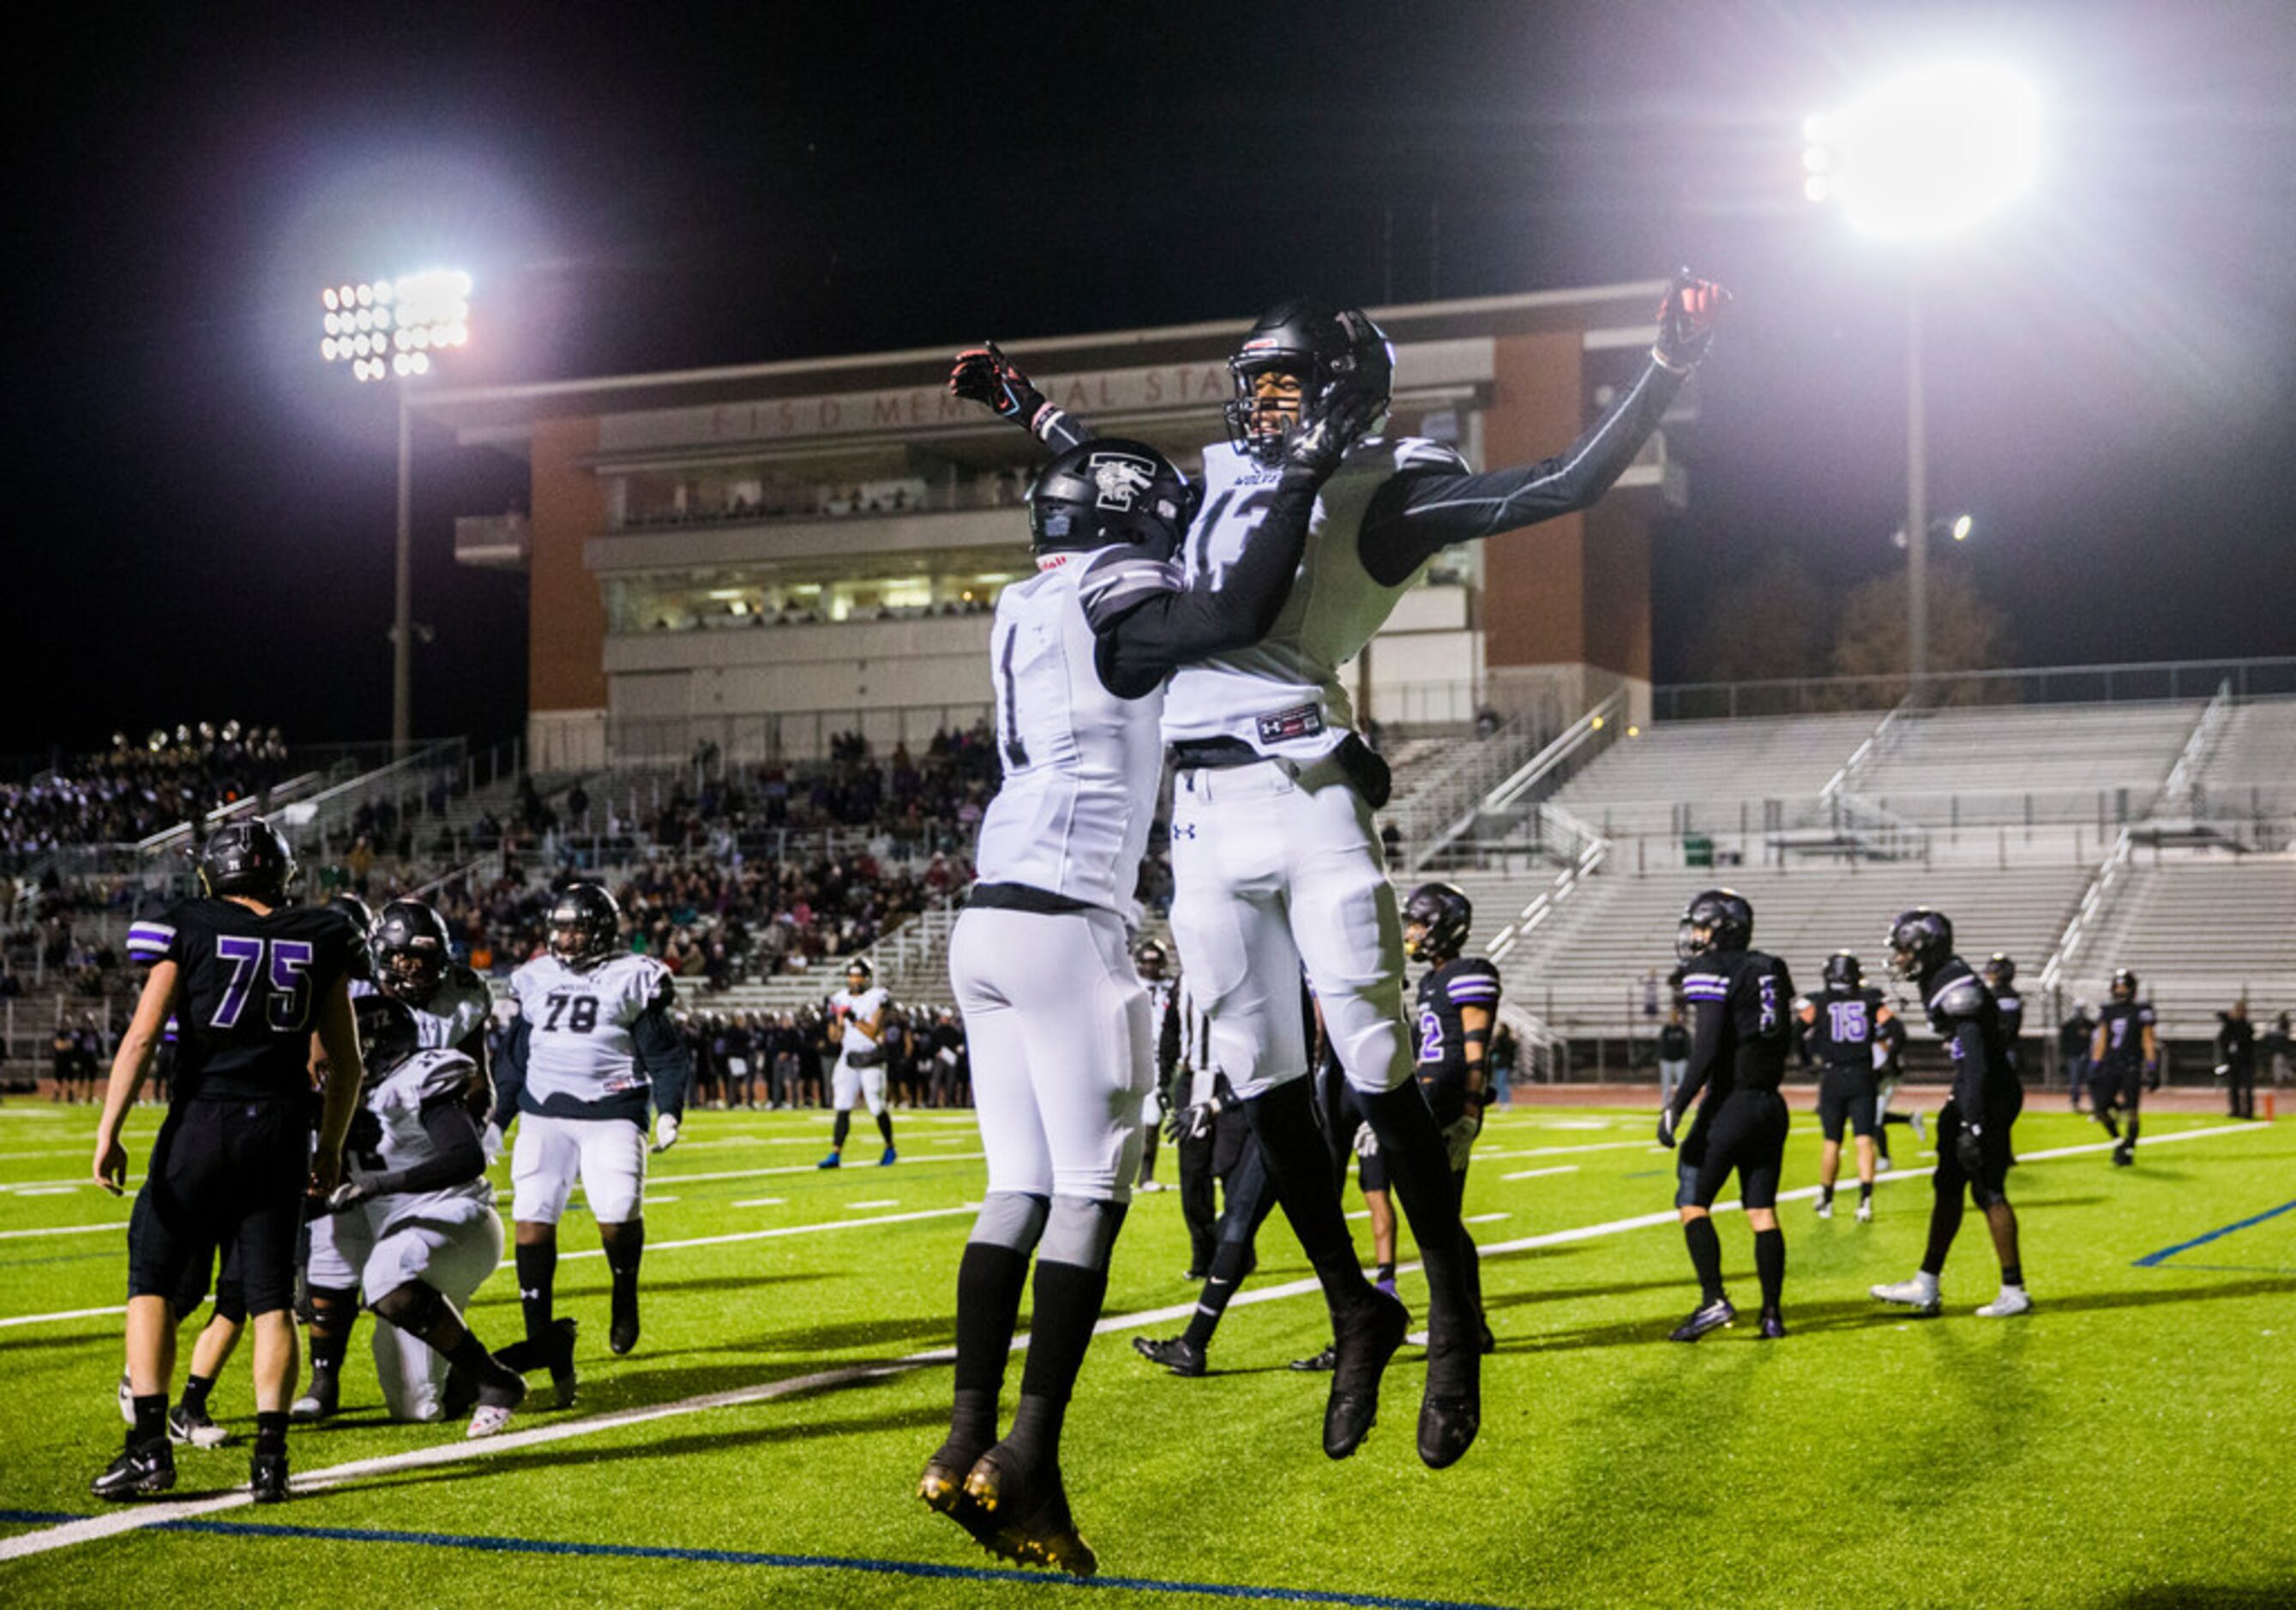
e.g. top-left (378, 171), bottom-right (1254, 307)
top-left (2188, 694), bottom-right (2296, 821)
top-left (1549, 712), bottom-right (1884, 845)
top-left (2058, 859), bottom-right (2296, 1037)
top-left (1857, 700), bottom-right (2203, 826)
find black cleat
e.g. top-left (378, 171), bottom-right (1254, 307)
top-left (1325, 1287), bottom-right (1409, 1460)
top-left (2112, 1145), bottom-right (2134, 1168)
top-left (1289, 1344), bottom-right (1337, 1373)
top-left (1758, 1309), bottom-right (1788, 1341)
top-left (288, 1361), bottom-right (339, 1422)
top-left (1130, 1335), bottom-right (1205, 1378)
top-left (609, 1299), bottom-right (640, 1358)
top-left (92, 1439), bottom-right (176, 1500)
top-left (1669, 1295), bottom-right (1737, 1343)
top-left (1482, 1321), bottom-right (1499, 1355)
top-left (550, 1319), bottom-right (581, 1408)
top-left (1417, 1312), bottom-right (1484, 1470)
top-left (249, 1446), bottom-right (291, 1504)
top-left (961, 1443), bottom-right (1097, 1578)
top-left (918, 1439), bottom-right (1000, 1551)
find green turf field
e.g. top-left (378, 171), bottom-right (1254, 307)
top-left (0, 1098), bottom-right (2289, 1608)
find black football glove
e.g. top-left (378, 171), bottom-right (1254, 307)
top-left (1954, 1124), bottom-right (1986, 1178)
top-left (2144, 1062), bottom-right (2161, 1093)
top-left (1285, 373), bottom-right (1385, 478)
top-left (949, 341), bottom-right (1048, 429)
top-left (1656, 1107), bottom-right (1680, 1150)
top-left (1654, 269), bottom-right (1733, 371)
top-left (1165, 1095), bottom-right (1222, 1145)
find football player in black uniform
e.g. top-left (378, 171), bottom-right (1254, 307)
top-left (91, 820), bottom-right (366, 1501)
top-left (1657, 890), bottom-right (1793, 1341)
top-left (1795, 952), bottom-right (1894, 1223)
top-left (2090, 968), bottom-right (2158, 1166)
top-left (1871, 910), bottom-right (2031, 1318)
top-left (1400, 883), bottom-right (1500, 1350)
top-left (1986, 954), bottom-right (2025, 1076)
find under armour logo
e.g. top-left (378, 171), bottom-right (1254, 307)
top-left (1169, 822), bottom-right (1198, 839)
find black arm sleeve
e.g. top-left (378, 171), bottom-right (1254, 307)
top-left (1157, 994), bottom-right (1181, 1091)
top-left (632, 1006), bottom-right (694, 1121)
top-left (1093, 464), bottom-right (1323, 698)
top-left (1032, 406), bottom-right (1097, 454)
top-left (1355, 358), bottom-right (1686, 586)
top-left (1950, 1018), bottom-right (1989, 1113)
top-left (490, 1018), bottom-right (530, 1126)
top-left (367, 1100), bottom-right (489, 1198)
top-left (1670, 995), bottom-right (1728, 1120)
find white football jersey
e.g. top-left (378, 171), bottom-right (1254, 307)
top-left (508, 952), bottom-right (675, 1107)
top-left (352, 969), bottom-right (493, 1053)
top-left (830, 985), bottom-right (892, 1054)
top-left (358, 1048), bottom-right (492, 1222)
top-left (973, 552), bottom-right (1168, 922)
top-left (1162, 436), bottom-right (1468, 760)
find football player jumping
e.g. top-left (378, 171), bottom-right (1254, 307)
top-left (491, 883), bottom-right (692, 1404)
top-left (922, 400), bottom-right (1369, 1575)
top-left (952, 271), bottom-right (1728, 1468)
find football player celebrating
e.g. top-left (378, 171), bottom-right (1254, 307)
top-left (922, 407), bottom-right (1367, 1575)
top-left (1871, 910), bottom-right (2031, 1318)
top-left (1658, 891), bottom-right (1794, 1342)
top-left (1400, 882), bottom-right (1500, 1350)
top-left (297, 898), bottom-right (500, 1421)
top-left (90, 820), bottom-right (366, 1502)
top-left (2091, 967), bottom-right (2157, 1167)
top-left (819, 958), bottom-right (896, 1168)
top-left (492, 883), bottom-right (691, 1404)
top-left (1796, 952), bottom-right (1894, 1223)
top-left (313, 997), bottom-right (528, 1437)
top-left (954, 271), bottom-right (1728, 1468)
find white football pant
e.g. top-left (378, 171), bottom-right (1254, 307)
top-left (831, 1057), bottom-right (887, 1116)
top-left (511, 1112), bottom-right (648, 1225)
top-left (305, 1200), bottom-right (504, 1422)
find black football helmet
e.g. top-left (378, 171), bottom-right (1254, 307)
top-left (1676, 889), bottom-right (1753, 962)
top-left (1986, 952), bottom-right (2017, 988)
top-left (1223, 299), bottom-right (1395, 466)
top-left (374, 898), bottom-right (454, 1006)
top-left (1403, 882), bottom-right (1474, 964)
top-left (1134, 939), bottom-right (1169, 982)
top-left (1823, 951), bottom-right (1863, 991)
top-left (329, 893), bottom-right (376, 940)
top-left (546, 883), bottom-right (622, 970)
top-left (198, 819), bottom-right (297, 904)
top-left (352, 992), bottom-right (421, 1085)
top-left (2110, 967), bottom-right (2138, 1002)
top-left (1027, 440), bottom-right (1193, 563)
top-left (1887, 908), bottom-right (1955, 982)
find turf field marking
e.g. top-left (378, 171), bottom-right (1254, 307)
top-left (0, 1304), bottom-right (123, 1330)
top-left (1501, 1165), bottom-right (1581, 1181)
top-left (640, 1152), bottom-right (983, 1186)
top-left (120, 1517), bottom-right (1524, 1609)
top-left (0, 1120), bottom-right (2267, 1564)
top-left (732, 1196), bottom-right (786, 1208)
top-left (1473, 1138), bottom-right (1657, 1162)
top-left (0, 1221), bottom-right (128, 1241)
top-left (2132, 1197), bottom-right (2296, 1268)
top-left (557, 1204), bottom-right (972, 1259)
top-left (1464, 1213), bottom-right (1510, 1224)
top-left (846, 1198), bottom-right (899, 1210)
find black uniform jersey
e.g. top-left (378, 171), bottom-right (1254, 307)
top-left (133, 898), bottom-right (359, 1104)
top-left (1800, 986), bottom-right (1888, 1070)
top-left (2095, 999), bottom-right (2155, 1072)
top-left (1414, 958), bottom-right (1501, 1125)
top-left (1922, 958), bottom-right (2017, 1112)
top-left (1671, 947), bottom-right (1794, 1115)
top-left (1993, 987), bottom-right (2024, 1070)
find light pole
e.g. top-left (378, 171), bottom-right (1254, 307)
top-left (1806, 63), bottom-right (2038, 686)
top-left (319, 270), bottom-right (473, 752)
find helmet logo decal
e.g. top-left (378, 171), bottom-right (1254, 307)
top-left (1087, 453), bottom-right (1157, 512)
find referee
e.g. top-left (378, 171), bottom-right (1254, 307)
top-left (90, 822), bottom-right (364, 1503)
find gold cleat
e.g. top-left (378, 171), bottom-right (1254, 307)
top-left (961, 1445), bottom-right (1097, 1578)
top-left (918, 1445), bottom-right (1000, 1549)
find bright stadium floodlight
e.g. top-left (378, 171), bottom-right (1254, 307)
top-left (315, 266), bottom-right (476, 751)
top-left (1804, 63), bottom-right (2039, 240)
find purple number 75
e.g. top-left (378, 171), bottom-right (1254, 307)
top-left (210, 936), bottom-right (316, 1030)
top-left (212, 936), bottom-right (264, 1029)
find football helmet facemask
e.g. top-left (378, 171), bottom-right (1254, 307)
top-left (1402, 882), bottom-right (1474, 965)
top-left (1134, 939), bottom-right (1169, 982)
top-left (373, 898), bottom-right (454, 1006)
top-left (1222, 300), bottom-right (1395, 466)
top-left (2110, 967), bottom-right (2137, 1003)
top-left (547, 883), bottom-right (622, 970)
top-left (1676, 889), bottom-right (1753, 963)
top-left (1986, 952), bottom-right (2017, 988)
top-left (1887, 908), bottom-right (1954, 982)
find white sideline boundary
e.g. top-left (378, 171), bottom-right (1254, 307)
top-left (0, 1120), bottom-right (2268, 1562)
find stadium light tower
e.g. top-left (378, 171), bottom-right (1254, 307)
top-left (319, 269), bottom-right (474, 752)
top-left (1806, 63), bottom-right (2038, 686)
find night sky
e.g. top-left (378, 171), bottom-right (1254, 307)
top-left (14, 1), bottom-right (2295, 761)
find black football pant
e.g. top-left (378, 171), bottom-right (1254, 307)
top-left (2227, 1063), bottom-right (2255, 1120)
top-left (1175, 1132), bottom-right (1217, 1276)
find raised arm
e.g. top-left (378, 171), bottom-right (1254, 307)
top-left (950, 342), bottom-right (1098, 452)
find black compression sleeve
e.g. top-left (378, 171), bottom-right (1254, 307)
top-left (1671, 994), bottom-right (1728, 1120)
top-left (490, 1018), bottom-right (530, 1125)
top-left (1950, 1018), bottom-right (1988, 1112)
top-left (366, 1100), bottom-right (488, 1197)
top-left (1355, 358), bottom-right (1686, 586)
top-left (1032, 407), bottom-right (1095, 453)
top-left (632, 1006), bottom-right (694, 1121)
top-left (1096, 463), bottom-right (1322, 696)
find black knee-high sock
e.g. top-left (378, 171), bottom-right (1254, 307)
top-left (1754, 1228), bottom-right (1785, 1311)
top-left (180, 1373), bottom-right (217, 1416)
top-left (875, 1109), bottom-right (894, 1144)
top-left (1358, 1084), bottom-right (1475, 1362)
top-left (2099, 1107), bottom-right (2119, 1139)
top-left (2125, 1114), bottom-right (2141, 1147)
top-left (1181, 1236), bottom-right (1255, 1350)
top-left (1242, 1080), bottom-right (1373, 1317)
top-left (602, 1222), bottom-right (645, 1317)
top-left (515, 1239), bottom-right (557, 1349)
top-left (832, 1110), bottom-right (852, 1151)
top-left (1684, 1216), bottom-right (1725, 1301)
top-left (1139, 1123), bottom-right (1158, 1184)
top-left (1007, 1259), bottom-right (1110, 1468)
top-left (306, 1286), bottom-right (358, 1370)
top-left (950, 1241), bottom-right (1032, 1452)
top-left (1921, 1185), bottom-right (1966, 1277)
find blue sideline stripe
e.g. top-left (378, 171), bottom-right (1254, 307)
top-left (0, 1510), bottom-right (81, 1524)
top-left (2133, 1198), bottom-right (2296, 1268)
top-left (140, 1517), bottom-right (1521, 1609)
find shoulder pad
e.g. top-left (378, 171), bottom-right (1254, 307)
top-left (1077, 550), bottom-right (1181, 632)
top-left (1931, 977), bottom-right (1988, 1022)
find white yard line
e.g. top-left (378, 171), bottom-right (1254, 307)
top-left (0, 1119), bottom-right (2268, 1563)
top-left (0, 1221), bottom-right (129, 1241)
top-left (1500, 1165), bottom-right (1582, 1182)
top-left (0, 1304), bottom-right (125, 1331)
top-left (1472, 1139), bottom-right (1661, 1163)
